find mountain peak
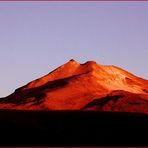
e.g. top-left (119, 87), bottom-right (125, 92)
top-left (84, 60), bottom-right (97, 65)
top-left (69, 59), bottom-right (77, 62)
top-left (65, 59), bottom-right (80, 66)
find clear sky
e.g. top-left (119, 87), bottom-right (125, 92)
top-left (0, 2), bottom-right (148, 97)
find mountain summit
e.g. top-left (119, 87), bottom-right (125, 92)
top-left (0, 60), bottom-right (148, 113)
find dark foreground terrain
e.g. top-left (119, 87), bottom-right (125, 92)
top-left (0, 110), bottom-right (148, 146)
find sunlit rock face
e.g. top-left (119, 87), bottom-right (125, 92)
top-left (0, 60), bottom-right (148, 113)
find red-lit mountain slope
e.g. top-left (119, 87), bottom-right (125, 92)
top-left (0, 59), bottom-right (148, 113)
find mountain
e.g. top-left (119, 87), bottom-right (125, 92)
top-left (0, 59), bottom-right (148, 113)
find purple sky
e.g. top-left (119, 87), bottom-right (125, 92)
top-left (0, 2), bottom-right (148, 97)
